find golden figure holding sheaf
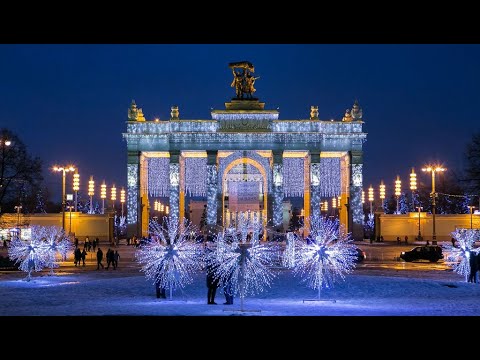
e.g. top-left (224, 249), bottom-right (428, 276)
top-left (229, 61), bottom-right (260, 99)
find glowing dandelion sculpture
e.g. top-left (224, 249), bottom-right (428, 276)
top-left (135, 216), bottom-right (203, 300)
top-left (8, 226), bottom-right (72, 280)
top-left (38, 226), bottom-right (73, 275)
top-left (9, 236), bottom-right (45, 281)
top-left (207, 211), bottom-right (277, 311)
top-left (292, 216), bottom-right (357, 301)
top-left (443, 228), bottom-right (478, 282)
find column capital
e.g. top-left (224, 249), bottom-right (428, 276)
top-left (310, 151), bottom-right (320, 163)
top-left (272, 150), bottom-right (283, 164)
top-left (169, 150), bottom-right (180, 163)
top-left (350, 150), bottom-right (363, 165)
top-left (206, 150), bottom-right (218, 166)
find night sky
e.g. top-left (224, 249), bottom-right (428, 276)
top-left (1, 44), bottom-right (479, 200)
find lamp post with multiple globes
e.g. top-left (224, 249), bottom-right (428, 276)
top-left (421, 165), bottom-right (446, 245)
top-left (53, 165), bottom-right (75, 231)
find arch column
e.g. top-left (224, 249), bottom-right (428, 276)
top-left (206, 150), bottom-right (218, 232)
top-left (271, 150), bottom-right (284, 229)
top-left (169, 150), bottom-right (180, 222)
top-left (350, 150), bottom-right (364, 241)
top-left (310, 151), bottom-right (321, 221)
top-left (127, 151), bottom-right (141, 238)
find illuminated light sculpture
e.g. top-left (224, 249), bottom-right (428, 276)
top-left (206, 212), bottom-right (277, 312)
top-left (443, 228), bottom-right (478, 282)
top-left (290, 216), bottom-right (357, 301)
top-left (135, 216), bottom-right (203, 300)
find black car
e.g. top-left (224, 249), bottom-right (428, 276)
top-left (355, 247), bottom-right (366, 263)
top-left (400, 245), bottom-right (443, 262)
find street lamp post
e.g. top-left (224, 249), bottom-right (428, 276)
top-left (468, 206), bottom-right (475, 229)
top-left (111, 184), bottom-right (117, 211)
top-left (395, 176), bottom-right (401, 214)
top-left (120, 187), bottom-right (126, 217)
top-left (0, 138), bottom-right (12, 214)
top-left (88, 176), bottom-right (95, 214)
top-left (53, 165), bottom-right (75, 231)
top-left (422, 165), bottom-right (446, 245)
top-left (379, 180), bottom-right (386, 212)
top-left (73, 172), bottom-right (80, 212)
top-left (14, 205), bottom-right (22, 227)
top-left (416, 206), bottom-right (423, 241)
top-left (410, 168), bottom-right (417, 211)
top-left (368, 185), bottom-right (374, 216)
top-left (67, 205), bottom-right (74, 234)
top-left (100, 181), bottom-right (107, 214)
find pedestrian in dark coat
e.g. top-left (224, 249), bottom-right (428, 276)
top-left (223, 270), bottom-right (234, 305)
top-left (96, 247), bottom-right (104, 270)
top-left (113, 250), bottom-right (120, 269)
top-left (81, 249), bottom-right (87, 267)
top-left (469, 251), bottom-right (478, 283)
top-left (205, 249), bottom-right (220, 304)
top-left (155, 278), bottom-right (166, 299)
top-left (74, 247), bottom-right (81, 266)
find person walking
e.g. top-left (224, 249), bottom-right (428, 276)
top-left (96, 247), bottom-right (104, 270)
top-left (74, 247), bottom-right (81, 267)
top-left (81, 248), bottom-right (87, 267)
top-left (105, 249), bottom-right (113, 269)
top-left (113, 250), bottom-right (120, 269)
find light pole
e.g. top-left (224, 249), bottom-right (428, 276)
top-left (416, 206), bottom-right (423, 241)
top-left (422, 165), bottom-right (446, 245)
top-left (379, 180), bottom-right (386, 212)
top-left (395, 176), bottom-right (401, 214)
top-left (14, 205), bottom-right (22, 227)
top-left (120, 187), bottom-right (126, 217)
top-left (88, 176), bottom-right (95, 214)
top-left (53, 165), bottom-right (75, 231)
top-left (67, 205), bottom-right (74, 234)
top-left (100, 181), bottom-right (107, 214)
top-left (73, 171), bottom-right (80, 212)
top-left (468, 206), bottom-right (475, 229)
top-left (368, 185), bottom-right (374, 216)
top-left (111, 184), bottom-right (117, 211)
top-left (410, 168), bottom-right (417, 211)
top-left (0, 138), bottom-right (12, 213)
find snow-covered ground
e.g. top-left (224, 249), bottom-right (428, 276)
top-left (0, 266), bottom-right (479, 316)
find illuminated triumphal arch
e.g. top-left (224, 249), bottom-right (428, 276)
top-left (123, 62), bottom-right (367, 240)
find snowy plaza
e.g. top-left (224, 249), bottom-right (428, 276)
top-left (0, 241), bottom-right (479, 316)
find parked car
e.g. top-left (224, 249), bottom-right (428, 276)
top-left (355, 247), bottom-right (366, 263)
top-left (400, 245), bottom-right (443, 262)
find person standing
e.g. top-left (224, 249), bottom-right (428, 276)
top-left (469, 251), bottom-right (478, 283)
top-left (96, 247), bottom-right (104, 270)
top-left (223, 270), bottom-right (234, 305)
top-left (155, 278), bottom-right (166, 299)
top-left (206, 249), bottom-right (220, 304)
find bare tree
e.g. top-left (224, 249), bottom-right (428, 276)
top-left (0, 128), bottom-right (43, 214)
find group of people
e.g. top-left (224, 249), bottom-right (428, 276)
top-left (95, 247), bottom-right (120, 270)
top-left (74, 236), bottom-right (99, 252)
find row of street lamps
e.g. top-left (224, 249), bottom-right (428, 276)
top-left (364, 164), bottom-right (448, 244)
top-left (52, 165), bottom-right (126, 232)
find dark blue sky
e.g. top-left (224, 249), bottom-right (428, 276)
top-left (1, 44), bottom-right (479, 199)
